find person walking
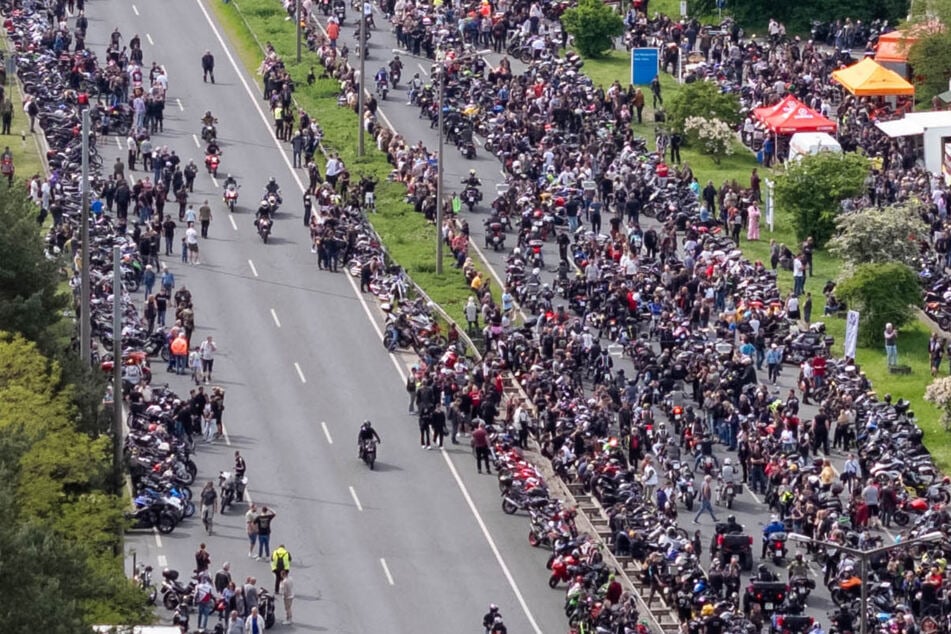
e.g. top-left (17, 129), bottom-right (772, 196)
top-left (472, 421), bottom-right (491, 474)
top-left (202, 49), bottom-right (215, 83)
top-left (199, 335), bottom-right (217, 383)
top-left (693, 475), bottom-right (718, 524)
top-left (884, 323), bottom-right (898, 367)
top-left (270, 544), bottom-right (292, 594)
top-left (200, 481), bottom-right (217, 534)
top-left (245, 504), bottom-right (259, 558)
top-left (279, 570), bottom-right (294, 625)
top-left (255, 506), bottom-right (276, 559)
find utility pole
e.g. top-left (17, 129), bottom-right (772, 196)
top-left (435, 68), bottom-right (445, 274)
top-left (112, 246), bottom-right (123, 480)
top-left (296, 0), bottom-right (302, 63)
top-left (79, 109), bottom-right (91, 366)
top-left (357, 7), bottom-right (366, 156)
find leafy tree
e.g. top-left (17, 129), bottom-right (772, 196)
top-left (665, 81), bottom-right (742, 134)
top-left (561, 0), bottom-right (624, 58)
top-left (827, 201), bottom-right (928, 268)
top-left (0, 187), bottom-right (67, 347)
top-left (775, 152), bottom-right (869, 248)
top-left (836, 262), bottom-right (921, 346)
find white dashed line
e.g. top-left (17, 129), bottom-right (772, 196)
top-left (248, 259), bottom-right (258, 277)
top-left (192, 134), bottom-right (201, 148)
top-left (145, 33), bottom-right (153, 45)
top-left (176, 98), bottom-right (184, 112)
top-left (349, 486), bottom-right (363, 512)
top-left (132, 4), bottom-right (139, 14)
top-left (321, 421), bottom-right (333, 444)
top-left (379, 558), bottom-right (394, 585)
top-left (228, 215), bottom-right (237, 231)
top-left (294, 362), bottom-right (306, 383)
top-left (270, 308), bottom-right (281, 328)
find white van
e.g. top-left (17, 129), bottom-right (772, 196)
top-left (788, 132), bottom-right (843, 162)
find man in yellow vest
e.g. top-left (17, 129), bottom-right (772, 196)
top-left (271, 544), bottom-right (291, 594)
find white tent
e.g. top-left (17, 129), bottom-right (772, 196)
top-left (787, 132), bottom-right (842, 162)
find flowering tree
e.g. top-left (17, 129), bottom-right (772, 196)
top-left (924, 375), bottom-right (951, 431)
top-left (683, 116), bottom-right (735, 164)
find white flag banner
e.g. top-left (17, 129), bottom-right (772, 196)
top-left (844, 310), bottom-right (860, 360)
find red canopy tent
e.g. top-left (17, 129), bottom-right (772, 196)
top-left (764, 99), bottom-right (837, 134)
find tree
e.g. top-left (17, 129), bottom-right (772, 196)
top-left (683, 116), bottom-right (735, 164)
top-left (665, 81), bottom-right (742, 134)
top-left (836, 262), bottom-right (921, 347)
top-left (0, 186), bottom-right (67, 348)
top-left (774, 152), bottom-right (869, 248)
top-left (827, 201), bottom-right (928, 268)
top-left (561, 0), bottom-right (624, 58)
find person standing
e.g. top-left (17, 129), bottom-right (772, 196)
top-left (198, 200), bottom-right (212, 238)
top-left (199, 335), bottom-right (217, 383)
top-left (202, 50), bottom-right (215, 83)
top-left (245, 503), bottom-right (259, 558)
top-left (279, 570), bottom-right (294, 625)
top-left (693, 474), bottom-right (718, 524)
top-left (884, 323), bottom-right (898, 367)
top-left (255, 506), bottom-right (276, 559)
top-left (472, 421), bottom-right (491, 474)
top-left (271, 544), bottom-right (292, 594)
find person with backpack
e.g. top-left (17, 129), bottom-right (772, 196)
top-left (270, 544), bottom-right (292, 594)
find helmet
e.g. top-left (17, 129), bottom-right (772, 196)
top-left (724, 457), bottom-right (732, 466)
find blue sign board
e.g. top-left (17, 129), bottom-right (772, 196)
top-left (631, 47), bottom-right (659, 85)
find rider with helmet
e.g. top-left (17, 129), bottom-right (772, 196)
top-left (761, 514), bottom-right (786, 558)
top-left (357, 420), bottom-right (382, 459)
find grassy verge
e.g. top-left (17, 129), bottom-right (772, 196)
top-left (581, 49), bottom-right (948, 468)
top-left (214, 0), bottom-right (481, 320)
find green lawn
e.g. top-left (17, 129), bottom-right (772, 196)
top-left (216, 0), bottom-right (482, 322)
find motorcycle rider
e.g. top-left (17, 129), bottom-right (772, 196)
top-left (388, 54), bottom-right (402, 86)
top-left (761, 514), bottom-right (786, 559)
top-left (357, 419), bottom-right (382, 459)
top-left (717, 457), bottom-right (739, 503)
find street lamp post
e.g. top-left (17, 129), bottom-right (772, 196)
top-left (788, 531), bottom-right (944, 634)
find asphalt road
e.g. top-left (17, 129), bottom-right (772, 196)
top-left (84, 2), bottom-right (591, 632)
top-left (319, 13), bottom-right (886, 626)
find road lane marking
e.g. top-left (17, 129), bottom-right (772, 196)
top-left (176, 98), bottom-right (184, 112)
top-left (192, 134), bottom-right (201, 148)
top-left (294, 362), bottom-right (306, 383)
top-left (228, 215), bottom-right (237, 231)
top-left (247, 259), bottom-right (258, 277)
top-left (132, 4), bottom-right (139, 14)
top-left (146, 33), bottom-right (154, 45)
top-left (157, 554), bottom-right (167, 567)
top-left (321, 421), bottom-right (333, 444)
top-left (379, 558), bottom-right (394, 585)
top-left (349, 486), bottom-right (363, 511)
top-left (440, 448), bottom-right (544, 634)
top-left (153, 528), bottom-right (163, 548)
top-left (270, 308), bottom-right (281, 327)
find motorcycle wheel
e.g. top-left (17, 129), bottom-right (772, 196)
top-left (548, 575), bottom-right (560, 589)
top-left (893, 511), bottom-right (910, 527)
top-left (501, 499), bottom-right (518, 515)
top-left (182, 501), bottom-right (196, 518)
top-left (163, 591), bottom-right (180, 610)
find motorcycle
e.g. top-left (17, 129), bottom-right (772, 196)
top-left (485, 221), bottom-right (505, 251)
top-left (256, 216), bottom-right (272, 244)
top-left (462, 186), bottom-right (481, 212)
top-left (218, 470), bottom-right (248, 512)
top-left (204, 152), bottom-right (220, 177)
top-left (200, 123), bottom-right (217, 142)
top-left (360, 438), bottom-right (378, 470)
top-left (223, 185), bottom-right (239, 212)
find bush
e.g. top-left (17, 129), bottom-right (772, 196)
top-left (561, 0), bottom-right (624, 58)
top-left (836, 262), bottom-right (921, 347)
top-left (827, 201), bottom-right (928, 268)
top-left (665, 81), bottom-right (741, 134)
top-left (683, 116), bottom-right (735, 164)
top-left (774, 152), bottom-right (869, 248)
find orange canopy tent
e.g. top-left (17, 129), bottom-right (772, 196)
top-left (764, 100), bottom-right (837, 134)
top-left (831, 57), bottom-right (915, 96)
